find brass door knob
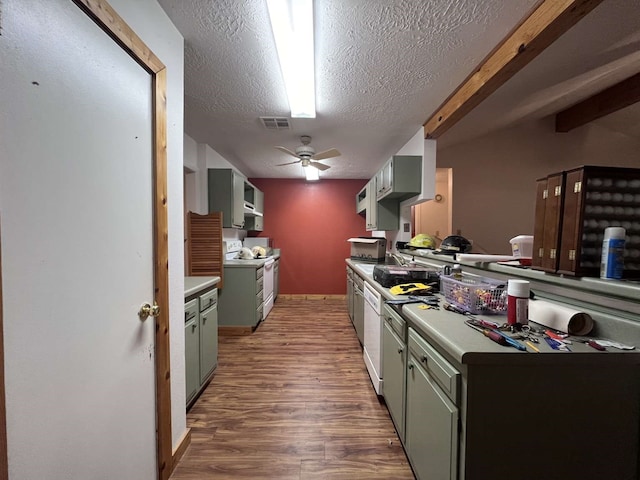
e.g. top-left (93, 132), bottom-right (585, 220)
top-left (139, 301), bottom-right (160, 320)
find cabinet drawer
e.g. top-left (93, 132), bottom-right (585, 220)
top-left (185, 298), bottom-right (198, 323)
top-left (383, 304), bottom-right (406, 339)
top-left (199, 288), bottom-right (217, 312)
top-left (408, 328), bottom-right (460, 404)
top-left (256, 276), bottom-right (264, 294)
top-left (256, 304), bottom-right (264, 324)
top-left (256, 267), bottom-right (264, 280)
top-left (256, 291), bottom-right (263, 306)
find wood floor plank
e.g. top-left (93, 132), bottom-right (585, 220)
top-left (170, 297), bottom-right (414, 480)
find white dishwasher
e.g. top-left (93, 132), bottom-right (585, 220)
top-left (263, 257), bottom-right (275, 319)
top-left (363, 281), bottom-right (383, 394)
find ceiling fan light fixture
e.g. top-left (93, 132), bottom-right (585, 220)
top-left (266, 0), bottom-right (316, 118)
top-left (304, 165), bottom-right (319, 181)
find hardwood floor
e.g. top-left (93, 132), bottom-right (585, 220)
top-left (171, 296), bottom-right (414, 479)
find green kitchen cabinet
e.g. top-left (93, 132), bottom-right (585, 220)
top-left (376, 155), bottom-right (422, 201)
top-left (274, 258), bottom-right (280, 299)
top-left (199, 302), bottom-right (218, 384)
top-left (184, 299), bottom-right (200, 404)
top-left (405, 327), bottom-right (459, 480)
top-left (244, 184), bottom-right (264, 231)
top-left (208, 168), bottom-right (245, 229)
top-left (382, 304), bottom-right (407, 441)
top-left (359, 179), bottom-right (399, 231)
top-left (356, 155), bottom-right (422, 231)
top-left (185, 283), bottom-right (219, 408)
top-left (218, 265), bottom-right (264, 329)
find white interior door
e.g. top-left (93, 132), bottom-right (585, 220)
top-left (0, 1), bottom-right (157, 478)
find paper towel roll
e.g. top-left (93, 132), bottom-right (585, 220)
top-left (528, 299), bottom-right (594, 335)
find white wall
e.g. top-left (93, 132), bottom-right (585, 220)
top-left (183, 136), bottom-right (247, 240)
top-left (438, 117), bottom-right (640, 254)
top-left (106, 0), bottom-right (187, 451)
top-left (380, 128), bottom-right (437, 251)
top-left (0, 0), bottom-right (187, 472)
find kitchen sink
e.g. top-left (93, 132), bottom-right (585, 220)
top-left (355, 264), bottom-right (376, 276)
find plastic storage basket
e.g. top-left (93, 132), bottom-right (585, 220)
top-left (440, 275), bottom-right (508, 314)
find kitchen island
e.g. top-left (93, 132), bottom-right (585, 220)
top-left (346, 258), bottom-right (640, 480)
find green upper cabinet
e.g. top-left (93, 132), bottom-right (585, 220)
top-left (356, 155), bottom-right (422, 231)
top-left (244, 184), bottom-right (264, 231)
top-left (208, 168), bottom-right (246, 229)
top-left (376, 155), bottom-right (422, 201)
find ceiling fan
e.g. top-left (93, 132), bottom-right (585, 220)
top-left (275, 135), bottom-right (341, 171)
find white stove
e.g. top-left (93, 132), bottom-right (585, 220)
top-left (223, 240), bottom-right (245, 261)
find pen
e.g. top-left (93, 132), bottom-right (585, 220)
top-left (525, 341), bottom-right (540, 353)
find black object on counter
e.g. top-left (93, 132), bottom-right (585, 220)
top-left (373, 265), bottom-right (440, 290)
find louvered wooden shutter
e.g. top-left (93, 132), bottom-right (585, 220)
top-left (186, 212), bottom-right (224, 288)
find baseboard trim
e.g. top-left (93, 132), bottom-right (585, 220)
top-left (171, 427), bottom-right (191, 475)
top-left (278, 294), bottom-right (346, 301)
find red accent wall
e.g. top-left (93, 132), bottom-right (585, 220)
top-left (249, 178), bottom-right (369, 295)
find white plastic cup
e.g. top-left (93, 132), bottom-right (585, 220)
top-left (509, 235), bottom-right (534, 266)
top-left (600, 227), bottom-right (625, 279)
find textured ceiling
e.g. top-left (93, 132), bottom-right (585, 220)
top-left (158, 0), bottom-right (640, 179)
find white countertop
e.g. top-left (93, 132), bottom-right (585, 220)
top-left (185, 276), bottom-right (220, 297)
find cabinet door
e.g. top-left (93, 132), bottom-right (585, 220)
top-left (365, 180), bottom-right (377, 230)
top-left (353, 285), bottom-right (365, 345)
top-left (558, 168), bottom-right (586, 274)
top-left (382, 321), bottom-right (406, 441)
top-left (274, 259), bottom-right (280, 299)
top-left (232, 170), bottom-right (245, 228)
top-left (199, 303), bottom-right (218, 383)
top-left (346, 274), bottom-right (354, 322)
top-left (185, 318), bottom-right (200, 404)
top-left (406, 355), bottom-right (459, 480)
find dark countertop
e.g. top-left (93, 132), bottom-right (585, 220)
top-left (346, 259), bottom-right (640, 367)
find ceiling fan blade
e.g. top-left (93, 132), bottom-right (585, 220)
top-left (309, 161), bottom-right (331, 171)
top-left (312, 148), bottom-right (341, 161)
top-left (276, 160), bottom-right (301, 166)
top-left (274, 146), bottom-right (299, 158)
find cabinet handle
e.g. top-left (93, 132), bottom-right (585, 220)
top-left (397, 347), bottom-right (404, 354)
top-left (192, 324), bottom-right (196, 332)
top-left (421, 355), bottom-right (428, 363)
top-left (408, 363), bottom-right (414, 370)
top-left (202, 316), bottom-right (206, 323)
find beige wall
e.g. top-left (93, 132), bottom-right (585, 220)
top-left (413, 168), bottom-right (452, 245)
top-left (437, 117), bottom-right (640, 254)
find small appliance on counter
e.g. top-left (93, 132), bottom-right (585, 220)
top-left (373, 265), bottom-right (440, 290)
top-left (348, 237), bottom-right (387, 263)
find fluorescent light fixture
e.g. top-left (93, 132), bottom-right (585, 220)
top-left (266, 0), bottom-right (316, 118)
top-left (304, 165), bottom-right (319, 181)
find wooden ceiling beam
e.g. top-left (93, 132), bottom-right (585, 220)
top-left (423, 0), bottom-right (604, 139)
top-left (555, 72), bottom-right (640, 132)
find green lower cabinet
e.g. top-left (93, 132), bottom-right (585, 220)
top-left (382, 320), bottom-right (406, 441)
top-left (185, 286), bottom-right (219, 407)
top-left (199, 303), bottom-right (218, 384)
top-left (184, 318), bottom-right (199, 403)
top-left (405, 353), bottom-right (459, 480)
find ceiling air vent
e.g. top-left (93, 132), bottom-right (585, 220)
top-left (260, 116), bottom-right (291, 130)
